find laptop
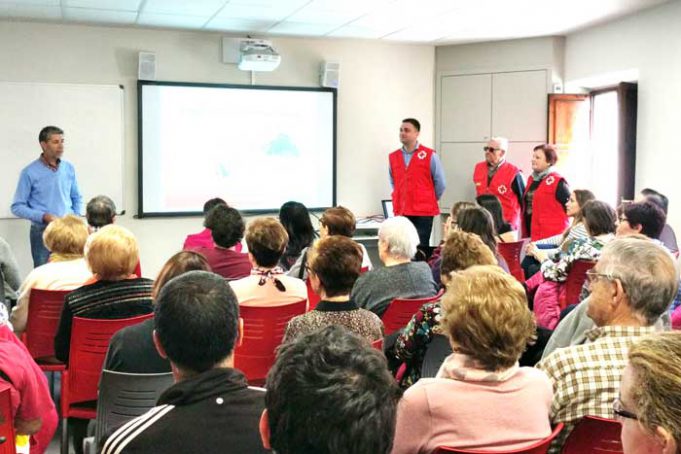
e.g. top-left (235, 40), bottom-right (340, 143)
top-left (381, 199), bottom-right (394, 219)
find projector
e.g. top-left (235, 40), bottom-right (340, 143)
top-left (238, 39), bottom-right (281, 72)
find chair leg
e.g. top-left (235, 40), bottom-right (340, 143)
top-left (61, 417), bottom-right (69, 454)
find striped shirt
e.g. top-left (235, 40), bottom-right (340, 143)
top-left (53, 277), bottom-right (153, 363)
top-left (537, 325), bottom-right (656, 452)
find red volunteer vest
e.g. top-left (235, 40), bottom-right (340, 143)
top-left (473, 161), bottom-right (522, 230)
top-left (389, 145), bottom-right (440, 216)
top-left (523, 172), bottom-right (569, 241)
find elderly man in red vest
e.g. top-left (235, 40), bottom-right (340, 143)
top-left (473, 137), bottom-right (525, 231)
top-left (389, 118), bottom-right (446, 259)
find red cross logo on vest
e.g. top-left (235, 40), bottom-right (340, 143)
top-left (417, 150), bottom-right (427, 160)
top-left (498, 184), bottom-right (507, 195)
top-left (546, 176), bottom-right (555, 186)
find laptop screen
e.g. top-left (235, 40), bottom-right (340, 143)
top-left (381, 199), bottom-right (394, 218)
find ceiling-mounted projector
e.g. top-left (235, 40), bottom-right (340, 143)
top-left (238, 39), bottom-right (281, 72)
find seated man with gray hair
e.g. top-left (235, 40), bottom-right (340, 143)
top-left (351, 216), bottom-right (438, 317)
top-left (85, 195), bottom-right (117, 231)
top-left (537, 236), bottom-right (678, 452)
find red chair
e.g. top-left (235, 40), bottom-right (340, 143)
top-left (305, 279), bottom-right (321, 311)
top-left (434, 423), bottom-right (564, 454)
top-left (381, 290), bottom-right (444, 336)
top-left (561, 416), bottom-right (622, 454)
top-left (133, 260), bottom-right (142, 278)
top-left (498, 240), bottom-right (526, 282)
top-left (0, 383), bottom-right (16, 454)
top-left (61, 314), bottom-right (153, 454)
top-left (561, 260), bottom-right (596, 310)
top-left (234, 300), bottom-right (307, 386)
top-left (22, 289), bottom-right (71, 367)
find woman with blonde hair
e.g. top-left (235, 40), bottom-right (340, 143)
top-left (11, 215), bottom-right (92, 333)
top-left (54, 224), bottom-right (154, 364)
top-left (618, 332), bottom-right (681, 454)
top-left (392, 265), bottom-right (552, 454)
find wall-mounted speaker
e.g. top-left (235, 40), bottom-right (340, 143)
top-left (320, 61), bottom-right (340, 89)
top-left (138, 52), bottom-right (156, 81)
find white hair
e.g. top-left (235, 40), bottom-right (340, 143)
top-left (490, 137), bottom-right (509, 152)
top-left (378, 216), bottom-right (419, 260)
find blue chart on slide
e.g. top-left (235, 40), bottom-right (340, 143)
top-left (140, 83), bottom-right (335, 214)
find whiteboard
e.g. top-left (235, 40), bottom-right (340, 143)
top-left (0, 82), bottom-right (124, 219)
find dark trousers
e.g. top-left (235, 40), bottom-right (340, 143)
top-left (30, 223), bottom-right (50, 267)
top-left (405, 216), bottom-right (434, 260)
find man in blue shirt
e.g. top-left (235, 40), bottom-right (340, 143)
top-left (11, 126), bottom-right (82, 267)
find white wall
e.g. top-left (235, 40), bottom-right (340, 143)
top-left (0, 20), bottom-right (434, 279)
top-left (565, 0), bottom-right (681, 229)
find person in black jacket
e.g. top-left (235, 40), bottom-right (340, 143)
top-left (102, 271), bottom-right (267, 454)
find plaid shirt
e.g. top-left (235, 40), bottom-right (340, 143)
top-left (537, 324), bottom-right (656, 452)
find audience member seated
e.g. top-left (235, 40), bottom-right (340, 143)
top-left (392, 265), bottom-right (552, 454)
top-left (85, 195), bottom-right (143, 275)
top-left (618, 332), bottom-right (681, 454)
top-left (392, 230), bottom-right (498, 388)
top-left (523, 189), bottom-right (595, 279)
top-left (526, 200), bottom-right (617, 329)
top-left (193, 204), bottom-right (251, 280)
top-left (103, 271), bottom-right (267, 453)
top-left (288, 206), bottom-right (372, 279)
top-left (11, 215), bottom-right (92, 334)
top-left (182, 197), bottom-right (243, 252)
top-left (261, 325), bottom-right (401, 454)
top-left (283, 236), bottom-right (382, 343)
top-left (0, 235), bottom-right (21, 316)
top-left (537, 237), bottom-right (677, 453)
top-left (104, 251), bottom-right (211, 374)
top-left (457, 206), bottom-right (510, 271)
top-left (477, 194), bottom-right (518, 242)
top-left (54, 224), bottom-right (153, 363)
top-left (352, 216), bottom-right (438, 317)
top-left (85, 195), bottom-right (117, 232)
top-left (230, 218), bottom-right (306, 307)
top-left (0, 324), bottom-right (58, 454)
top-left (427, 201), bottom-right (475, 275)
top-left (639, 187), bottom-right (677, 253)
top-left (542, 202), bottom-right (671, 358)
top-left (277, 201), bottom-right (315, 271)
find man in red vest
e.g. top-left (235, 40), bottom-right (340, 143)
top-left (472, 137), bottom-right (525, 230)
top-left (389, 118), bottom-right (446, 259)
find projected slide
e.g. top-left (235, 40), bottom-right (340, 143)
top-left (139, 82), bottom-right (335, 215)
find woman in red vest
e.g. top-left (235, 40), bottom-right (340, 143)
top-left (522, 144), bottom-right (570, 241)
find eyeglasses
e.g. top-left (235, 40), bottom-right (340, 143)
top-left (613, 397), bottom-right (638, 421)
top-left (619, 216), bottom-right (629, 223)
top-left (483, 146), bottom-right (501, 153)
top-left (585, 270), bottom-right (618, 285)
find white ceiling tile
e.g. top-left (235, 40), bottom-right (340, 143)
top-left (268, 21), bottom-right (338, 36)
top-left (203, 17), bottom-right (275, 33)
top-left (64, 7), bottom-right (137, 24)
top-left (64, 0), bottom-right (142, 11)
top-left (327, 24), bottom-right (386, 39)
top-left (212, 3), bottom-right (300, 21)
top-left (284, 8), bottom-right (360, 26)
top-left (0, 0), bottom-right (59, 5)
top-left (227, 0), bottom-right (309, 8)
top-left (3, 4), bottom-right (61, 19)
top-left (137, 12), bottom-right (209, 29)
top-left (143, 0), bottom-right (226, 16)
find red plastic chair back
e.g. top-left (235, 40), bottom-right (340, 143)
top-left (23, 289), bottom-right (71, 361)
top-left (306, 278), bottom-right (321, 311)
top-left (64, 314), bottom-right (153, 407)
top-left (381, 290), bottom-right (444, 336)
top-left (562, 416), bottom-right (622, 454)
top-left (563, 260), bottom-right (596, 309)
top-left (434, 423), bottom-right (564, 454)
top-left (234, 300), bottom-right (307, 384)
top-left (498, 240), bottom-right (526, 282)
top-left (0, 383), bottom-right (16, 454)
